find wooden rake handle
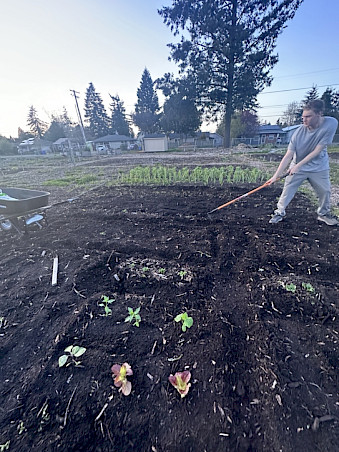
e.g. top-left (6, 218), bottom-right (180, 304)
top-left (208, 172), bottom-right (289, 214)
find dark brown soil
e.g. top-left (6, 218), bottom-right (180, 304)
top-left (0, 183), bottom-right (338, 452)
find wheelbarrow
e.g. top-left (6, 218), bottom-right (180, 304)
top-left (0, 187), bottom-right (50, 233)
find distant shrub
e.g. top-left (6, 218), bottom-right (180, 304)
top-left (0, 137), bottom-right (18, 155)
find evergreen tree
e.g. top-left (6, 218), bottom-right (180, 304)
top-left (321, 88), bottom-right (339, 115)
top-left (321, 87), bottom-right (339, 129)
top-left (60, 107), bottom-right (74, 136)
top-left (27, 105), bottom-right (47, 138)
top-left (160, 93), bottom-right (201, 134)
top-left (84, 83), bottom-right (109, 139)
top-left (43, 120), bottom-right (66, 142)
top-left (43, 108), bottom-right (75, 142)
top-left (302, 85), bottom-right (319, 106)
top-left (157, 74), bottom-right (201, 134)
top-left (133, 68), bottom-right (159, 133)
top-left (296, 85), bottom-right (322, 122)
top-left (159, 0), bottom-right (303, 148)
top-left (109, 94), bottom-right (131, 136)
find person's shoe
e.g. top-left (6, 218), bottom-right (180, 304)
top-left (269, 213), bottom-right (284, 224)
top-left (317, 214), bottom-right (339, 226)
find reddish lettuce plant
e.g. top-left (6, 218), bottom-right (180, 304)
top-left (168, 371), bottom-right (191, 398)
top-left (111, 363), bottom-right (133, 396)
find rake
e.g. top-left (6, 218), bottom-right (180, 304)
top-left (207, 172), bottom-right (289, 214)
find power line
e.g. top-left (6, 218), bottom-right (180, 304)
top-left (274, 68), bottom-right (339, 79)
top-left (260, 104), bottom-right (290, 108)
top-left (260, 114), bottom-right (286, 118)
top-left (261, 83), bottom-right (339, 94)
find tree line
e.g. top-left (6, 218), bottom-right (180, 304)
top-left (19, 68), bottom-right (201, 144)
top-left (4, 0), bottom-right (339, 155)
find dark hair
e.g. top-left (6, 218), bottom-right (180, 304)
top-left (304, 99), bottom-right (324, 114)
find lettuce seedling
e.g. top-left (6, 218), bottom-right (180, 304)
top-left (125, 307), bottom-right (141, 327)
top-left (302, 282), bottom-right (315, 293)
top-left (285, 283), bottom-right (296, 293)
top-left (58, 345), bottom-right (86, 367)
top-left (98, 295), bottom-right (115, 316)
top-left (168, 371), bottom-right (191, 398)
top-left (111, 363), bottom-right (133, 396)
top-left (174, 312), bottom-right (193, 332)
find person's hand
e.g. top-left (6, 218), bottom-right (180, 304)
top-left (266, 174), bottom-right (279, 185)
top-left (289, 165), bottom-right (299, 175)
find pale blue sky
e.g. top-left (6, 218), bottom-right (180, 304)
top-left (0, 0), bottom-right (338, 138)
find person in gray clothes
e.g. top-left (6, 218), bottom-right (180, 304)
top-left (268, 99), bottom-right (338, 226)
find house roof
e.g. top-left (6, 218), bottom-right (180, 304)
top-left (282, 125), bottom-right (300, 132)
top-left (94, 134), bottom-right (133, 143)
top-left (144, 134), bottom-right (167, 139)
top-left (208, 132), bottom-right (223, 139)
top-left (258, 125), bottom-right (285, 134)
top-left (53, 137), bottom-right (68, 145)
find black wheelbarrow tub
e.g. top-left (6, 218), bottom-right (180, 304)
top-left (0, 187), bottom-right (50, 216)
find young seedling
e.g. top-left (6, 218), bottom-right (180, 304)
top-left (158, 268), bottom-right (166, 274)
top-left (302, 282), bottom-right (315, 293)
top-left (37, 401), bottom-right (50, 432)
top-left (111, 362), bottom-right (133, 396)
top-left (98, 295), bottom-right (115, 316)
top-left (285, 283), bottom-right (296, 293)
top-left (174, 312), bottom-right (193, 332)
top-left (58, 345), bottom-right (87, 367)
top-left (0, 441), bottom-right (10, 451)
top-left (125, 307), bottom-right (141, 327)
top-left (17, 420), bottom-right (26, 435)
top-left (178, 270), bottom-right (187, 280)
top-left (168, 371), bottom-right (191, 398)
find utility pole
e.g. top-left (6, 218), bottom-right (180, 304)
top-left (70, 89), bottom-right (87, 145)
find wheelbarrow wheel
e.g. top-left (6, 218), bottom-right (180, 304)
top-left (0, 217), bottom-right (22, 233)
top-left (1, 220), bottom-right (13, 231)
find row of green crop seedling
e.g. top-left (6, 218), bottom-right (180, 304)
top-left (116, 165), bottom-right (270, 186)
top-left (283, 282), bottom-right (315, 293)
top-left (58, 296), bottom-right (194, 398)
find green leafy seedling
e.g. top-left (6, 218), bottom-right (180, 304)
top-left (58, 345), bottom-right (87, 367)
top-left (158, 268), bottom-right (166, 274)
top-left (285, 283), bottom-right (296, 293)
top-left (125, 307), bottom-right (141, 327)
top-left (178, 270), bottom-right (187, 280)
top-left (174, 312), bottom-right (193, 332)
top-left (17, 420), bottom-right (26, 435)
top-left (0, 442), bottom-right (10, 452)
top-left (37, 401), bottom-right (50, 432)
top-left (302, 282), bottom-right (315, 293)
top-left (98, 295), bottom-right (115, 316)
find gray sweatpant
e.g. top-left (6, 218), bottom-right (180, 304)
top-left (274, 170), bottom-right (331, 217)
